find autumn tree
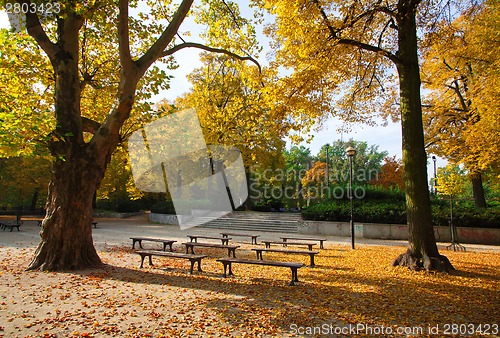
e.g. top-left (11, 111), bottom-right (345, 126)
top-left (175, 53), bottom-right (286, 170)
top-left (2, 0), bottom-right (260, 271)
top-left (259, 0), bottom-right (458, 271)
top-left (421, 0), bottom-right (499, 208)
top-left (373, 156), bottom-right (405, 190)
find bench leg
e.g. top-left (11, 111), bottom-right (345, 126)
top-left (308, 245), bottom-right (313, 251)
top-left (265, 242), bottom-right (270, 248)
top-left (139, 254), bottom-right (151, 268)
top-left (196, 259), bottom-right (203, 272)
top-left (252, 236), bottom-right (258, 245)
top-left (283, 239), bottom-right (287, 247)
top-left (229, 248), bottom-right (236, 258)
top-left (189, 260), bottom-right (195, 274)
top-left (309, 254), bottom-right (315, 267)
top-left (290, 267), bottom-right (299, 286)
top-left (319, 241), bottom-right (324, 249)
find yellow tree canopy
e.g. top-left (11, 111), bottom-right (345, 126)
top-left (422, 0), bottom-right (500, 176)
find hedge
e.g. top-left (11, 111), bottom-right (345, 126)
top-left (302, 199), bottom-right (500, 228)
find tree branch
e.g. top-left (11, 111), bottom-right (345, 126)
top-left (18, 0), bottom-right (59, 62)
top-left (118, 0), bottom-right (133, 69)
top-left (161, 42), bottom-right (262, 73)
top-left (136, 0), bottom-right (194, 73)
top-left (82, 117), bottom-right (101, 134)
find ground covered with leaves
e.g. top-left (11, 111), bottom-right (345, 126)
top-left (0, 243), bottom-right (498, 337)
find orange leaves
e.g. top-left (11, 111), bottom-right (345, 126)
top-left (0, 243), bottom-right (499, 336)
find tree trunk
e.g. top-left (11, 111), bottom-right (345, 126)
top-left (392, 0), bottom-right (453, 272)
top-left (471, 172), bottom-right (487, 208)
top-left (27, 157), bottom-right (103, 271)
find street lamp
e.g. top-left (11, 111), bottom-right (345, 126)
top-left (346, 146), bottom-right (356, 249)
top-left (432, 156), bottom-right (437, 195)
top-left (325, 144), bottom-right (330, 189)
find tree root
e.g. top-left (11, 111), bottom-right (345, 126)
top-left (392, 249), bottom-right (455, 273)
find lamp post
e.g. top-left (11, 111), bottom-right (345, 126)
top-left (325, 144), bottom-right (330, 189)
top-left (346, 146), bottom-right (356, 249)
top-left (432, 156), bottom-right (437, 195)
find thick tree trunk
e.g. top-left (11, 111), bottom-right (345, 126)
top-left (27, 157), bottom-right (103, 271)
top-left (392, 0), bottom-right (454, 272)
top-left (471, 172), bottom-right (487, 208)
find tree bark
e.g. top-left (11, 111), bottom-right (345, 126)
top-left (391, 0), bottom-right (454, 272)
top-left (471, 172), bottom-right (487, 208)
top-left (27, 158), bottom-right (103, 270)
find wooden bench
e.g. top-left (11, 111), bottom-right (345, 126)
top-left (135, 250), bottom-right (207, 274)
top-left (261, 240), bottom-right (316, 251)
top-left (187, 235), bottom-right (231, 245)
top-left (0, 221), bottom-right (21, 231)
top-left (252, 248), bottom-right (319, 267)
top-left (130, 237), bottom-right (176, 251)
top-left (183, 242), bottom-right (239, 258)
top-left (280, 237), bottom-right (327, 249)
top-left (221, 232), bottom-right (260, 245)
top-left (216, 258), bottom-right (305, 286)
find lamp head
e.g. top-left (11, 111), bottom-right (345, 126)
top-left (346, 146), bottom-right (356, 158)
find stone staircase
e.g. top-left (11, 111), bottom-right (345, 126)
top-left (199, 211), bottom-right (302, 233)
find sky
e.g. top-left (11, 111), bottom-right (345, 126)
top-left (0, 7), bottom-right (445, 182)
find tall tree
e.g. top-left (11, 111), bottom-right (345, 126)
top-left (259, 0), bottom-right (458, 271)
top-left (421, 1), bottom-right (499, 208)
top-left (3, 0), bottom-right (260, 271)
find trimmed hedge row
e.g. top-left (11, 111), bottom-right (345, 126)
top-left (302, 200), bottom-right (500, 228)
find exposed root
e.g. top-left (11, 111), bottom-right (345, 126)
top-left (392, 249), bottom-right (455, 273)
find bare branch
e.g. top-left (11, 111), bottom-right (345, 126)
top-left (161, 42), bottom-right (262, 73)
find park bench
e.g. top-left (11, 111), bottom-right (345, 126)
top-left (187, 235), bottom-right (231, 245)
top-left (183, 242), bottom-right (239, 258)
top-left (280, 236), bottom-right (327, 249)
top-left (261, 240), bottom-right (317, 251)
top-left (252, 248), bottom-right (319, 267)
top-left (0, 221), bottom-right (21, 231)
top-left (220, 232), bottom-right (260, 245)
top-left (135, 250), bottom-right (207, 274)
top-left (130, 237), bottom-right (176, 251)
top-left (216, 257), bottom-right (305, 286)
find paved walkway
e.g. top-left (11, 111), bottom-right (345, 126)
top-left (1, 213), bottom-right (498, 253)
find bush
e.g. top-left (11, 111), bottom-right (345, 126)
top-left (302, 197), bottom-right (500, 228)
top-left (150, 200), bottom-right (176, 214)
top-left (302, 200), bottom-right (406, 224)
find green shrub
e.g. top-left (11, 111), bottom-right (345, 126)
top-left (150, 200), bottom-right (176, 214)
top-left (302, 197), bottom-right (500, 228)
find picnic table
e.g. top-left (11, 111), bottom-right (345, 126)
top-left (280, 236), bottom-right (327, 249)
top-left (252, 248), bottom-right (319, 267)
top-left (130, 237), bottom-right (176, 251)
top-left (0, 221), bottom-right (21, 231)
top-left (183, 242), bottom-right (239, 258)
top-left (220, 232), bottom-right (260, 245)
top-left (217, 257), bottom-right (304, 286)
top-left (187, 235), bottom-right (231, 245)
top-left (261, 240), bottom-right (317, 251)
top-left (135, 250), bottom-right (207, 274)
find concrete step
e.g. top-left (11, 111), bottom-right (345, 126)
top-left (198, 212), bottom-right (300, 233)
